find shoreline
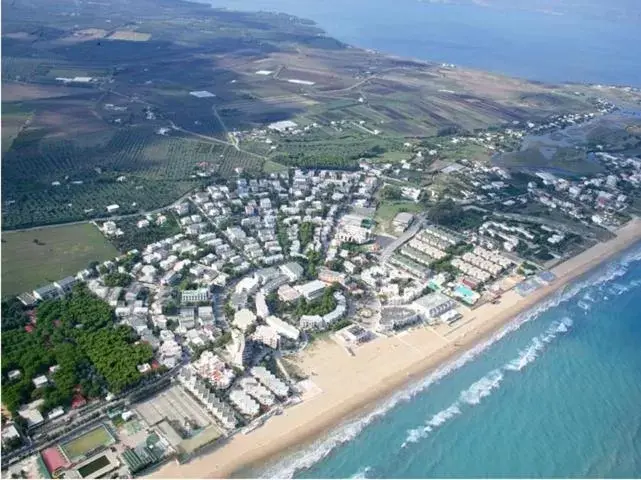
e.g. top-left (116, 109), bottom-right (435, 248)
top-left (150, 218), bottom-right (641, 479)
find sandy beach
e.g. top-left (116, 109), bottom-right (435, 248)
top-left (151, 218), bottom-right (641, 479)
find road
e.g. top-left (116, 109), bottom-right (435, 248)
top-left (380, 215), bottom-right (426, 261)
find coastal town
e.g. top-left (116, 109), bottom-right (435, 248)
top-left (3, 101), bottom-right (641, 478)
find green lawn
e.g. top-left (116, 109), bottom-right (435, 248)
top-left (61, 425), bottom-right (115, 461)
top-left (263, 159), bottom-right (288, 174)
top-left (374, 201), bottom-right (424, 235)
top-left (375, 150), bottom-right (411, 163)
top-left (1, 223), bottom-right (118, 297)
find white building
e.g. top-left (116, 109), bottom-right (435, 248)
top-left (181, 288), bottom-right (211, 304)
top-left (239, 377), bottom-right (275, 407)
top-left (295, 280), bottom-right (326, 301)
top-left (251, 366), bottom-right (289, 398)
top-left (265, 315), bottom-right (300, 341)
top-left (280, 262), bottom-right (304, 282)
top-left (253, 325), bottom-right (280, 349)
top-left (300, 314), bottom-right (325, 330)
top-left (277, 284), bottom-right (302, 302)
top-left (227, 329), bottom-right (249, 369)
top-left (336, 224), bottom-right (370, 245)
top-left (412, 292), bottom-right (457, 321)
top-left (32, 375), bottom-right (48, 389)
top-left (229, 389), bottom-right (260, 417)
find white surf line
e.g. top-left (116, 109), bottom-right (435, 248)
top-left (401, 317), bottom-right (574, 448)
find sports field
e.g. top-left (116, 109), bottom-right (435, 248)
top-left (60, 425), bottom-right (116, 462)
top-left (77, 454), bottom-right (111, 478)
top-left (374, 201), bottom-right (424, 235)
top-left (1, 223), bottom-right (118, 297)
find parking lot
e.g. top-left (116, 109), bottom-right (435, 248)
top-left (135, 385), bottom-right (213, 430)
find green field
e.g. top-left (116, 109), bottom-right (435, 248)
top-left (77, 454), bottom-right (111, 478)
top-left (263, 159), bottom-right (288, 174)
top-left (61, 425), bottom-right (115, 462)
top-left (1, 223), bottom-right (118, 296)
top-left (374, 201), bottom-right (424, 235)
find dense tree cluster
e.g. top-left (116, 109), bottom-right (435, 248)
top-left (103, 272), bottom-right (132, 287)
top-left (79, 327), bottom-right (152, 394)
top-left (1, 286), bottom-right (153, 415)
top-left (294, 285), bottom-right (339, 318)
top-left (109, 215), bottom-right (181, 252)
top-left (424, 199), bottom-right (486, 231)
top-left (298, 221), bottom-right (314, 248)
top-left (273, 154), bottom-right (359, 170)
top-left (1, 298), bottom-right (29, 332)
top-left (380, 185), bottom-right (403, 201)
top-left (303, 250), bottom-right (322, 279)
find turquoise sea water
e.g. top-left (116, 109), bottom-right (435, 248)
top-left (251, 244), bottom-right (641, 478)
top-left (211, 0), bottom-right (641, 86)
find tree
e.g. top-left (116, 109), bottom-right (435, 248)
top-left (381, 185), bottom-right (403, 201)
top-left (103, 272), bottom-right (132, 288)
top-left (299, 222), bottom-right (314, 247)
top-left (1, 298), bottom-right (29, 332)
top-left (166, 319), bottom-right (178, 331)
top-left (223, 302), bottom-right (235, 320)
top-left (424, 199), bottom-right (485, 231)
top-left (213, 331), bottom-right (232, 348)
top-left (2, 285), bottom-right (155, 413)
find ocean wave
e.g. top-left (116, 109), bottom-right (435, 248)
top-left (403, 403), bottom-right (462, 447)
top-left (262, 245), bottom-right (641, 478)
top-left (459, 369), bottom-right (504, 405)
top-left (504, 317), bottom-right (572, 372)
top-left (403, 316), bottom-right (574, 446)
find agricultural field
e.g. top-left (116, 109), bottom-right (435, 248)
top-left (60, 425), bottom-right (116, 462)
top-left (1, 0), bottom-right (627, 232)
top-left (1, 122), bottom-right (226, 228)
top-left (1, 223), bottom-right (118, 297)
top-left (1, 103), bottom-right (31, 153)
top-left (270, 130), bottom-right (404, 169)
top-left (217, 147), bottom-right (265, 177)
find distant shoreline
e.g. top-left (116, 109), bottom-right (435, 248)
top-left (150, 218), bottom-right (641, 479)
top-left (201, 0), bottom-right (641, 88)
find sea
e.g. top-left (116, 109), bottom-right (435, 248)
top-left (210, 0), bottom-right (641, 87)
top-left (247, 244), bottom-right (641, 478)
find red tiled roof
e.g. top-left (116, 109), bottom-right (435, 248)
top-left (71, 394), bottom-right (87, 409)
top-left (41, 447), bottom-right (70, 474)
top-left (25, 325), bottom-right (35, 333)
